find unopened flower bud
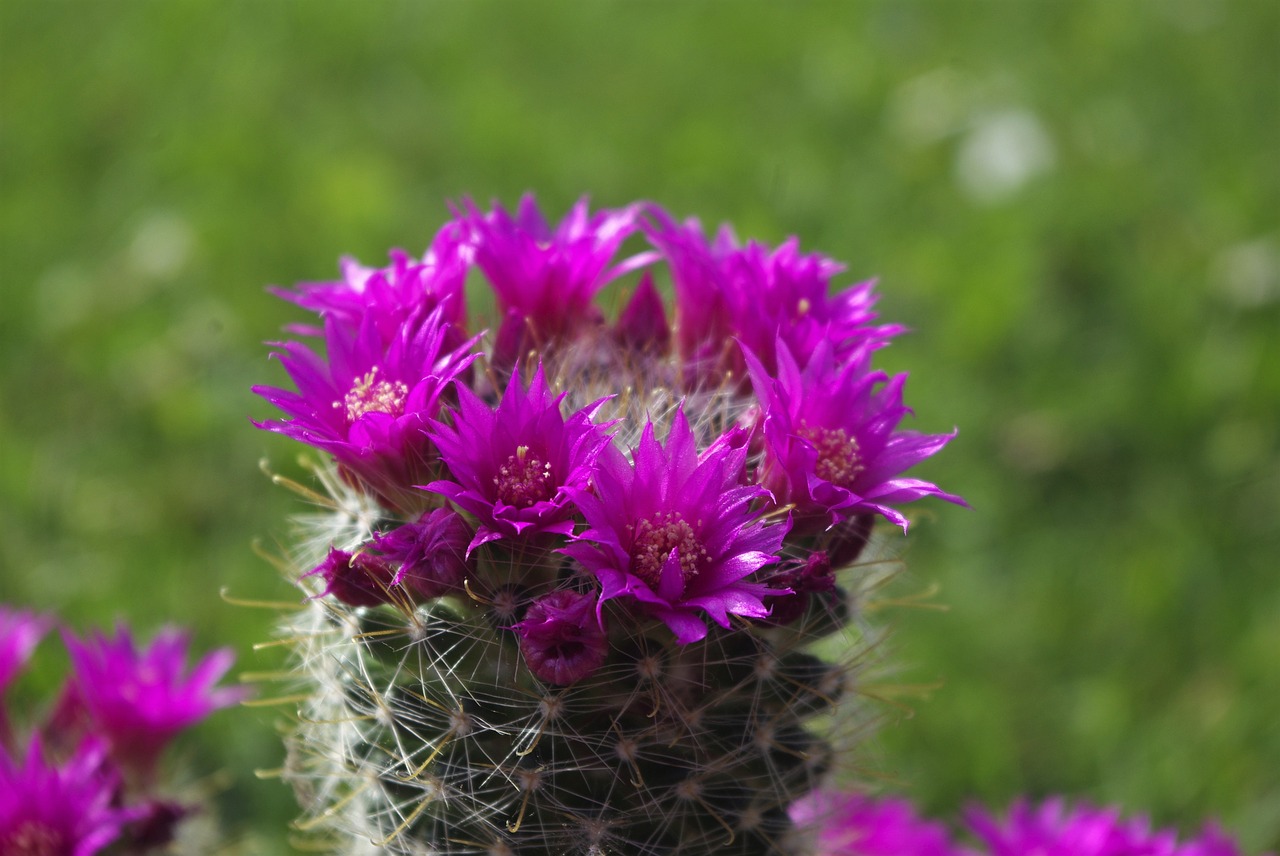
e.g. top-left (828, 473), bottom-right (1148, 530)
top-left (514, 590), bottom-right (609, 685)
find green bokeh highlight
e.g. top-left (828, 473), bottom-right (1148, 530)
top-left (1, 1), bottom-right (1276, 852)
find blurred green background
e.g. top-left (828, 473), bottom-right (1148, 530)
top-left (2, 0), bottom-right (1277, 852)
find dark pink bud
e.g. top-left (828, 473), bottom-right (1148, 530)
top-left (760, 551), bottom-right (833, 626)
top-left (373, 509), bottom-right (476, 601)
top-left (128, 800), bottom-right (192, 850)
top-left (514, 590), bottom-right (609, 685)
top-left (796, 550), bottom-right (836, 594)
top-left (309, 548), bottom-right (397, 607)
top-left (826, 513), bottom-right (875, 568)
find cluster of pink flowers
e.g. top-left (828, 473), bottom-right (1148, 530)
top-left (255, 195), bottom-right (964, 682)
top-left (790, 792), bottom-right (1257, 856)
top-left (0, 606), bottom-right (244, 855)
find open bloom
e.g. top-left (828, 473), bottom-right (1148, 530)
top-left (965, 798), bottom-right (1245, 856)
top-left (0, 607), bottom-right (49, 695)
top-left (789, 791), bottom-right (958, 856)
top-left (0, 737), bottom-right (133, 856)
top-left (61, 626), bottom-right (245, 775)
top-left (644, 205), bottom-right (902, 386)
top-left (564, 408), bottom-right (787, 643)
top-left (254, 303), bottom-right (480, 513)
top-left (459, 195), bottom-right (656, 367)
top-left (426, 363), bottom-right (612, 553)
top-left (747, 338), bottom-right (964, 531)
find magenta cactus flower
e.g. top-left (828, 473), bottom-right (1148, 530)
top-left (747, 338), bottom-right (965, 531)
top-left (253, 303), bottom-right (480, 513)
top-left (965, 798), bottom-right (1248, 856)
top-left (644, 205), bottom-right (902, 386)
top-left (563, 407), bottom-right (787, 643)
top-left (1, 608), bottom-right (247, 852)
top-left (61, 625), bottom-right (245, 775)
top-left (0, 737), bottom-right (134, 856)
top-left (0, 607), bottom-right (49, 696)
top-left (459, 194), bottom-right (657, 367)
top-left (790, 791), bottom-right (959, 856)
top-left (426, 362), bottom-right (613, 553)
top-left (124, 799), bottom-right (192, 851)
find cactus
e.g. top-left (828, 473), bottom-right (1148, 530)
top-left (254, 197), bottom-right (963, 855)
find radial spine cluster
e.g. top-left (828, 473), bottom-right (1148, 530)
top-left (254, 196), bottom-right (964, 855)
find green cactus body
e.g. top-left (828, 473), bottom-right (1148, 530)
top-left (274, 488), bottom-right (887, 856)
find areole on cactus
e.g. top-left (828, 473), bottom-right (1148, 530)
top-left (253, 196), bottom-right (964, 855)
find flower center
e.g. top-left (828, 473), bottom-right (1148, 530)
top-left (494, 445), bottom-right (554, 508)
top-left (630, 511), bottom-right (707, 588)
top-left (799, 424), bottom-right (864, 488)
top-left (336, 367), bottom-right (408, 423)
top-left (4, 821), bottom-right (65, 856)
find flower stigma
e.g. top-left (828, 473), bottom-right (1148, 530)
top-left (337, 367), bottom-right (408, 423)
top-left (494, 445), bottom-right (554, 508)
top-left (799, 424), bottom-right (864, 488)
top-left (630, 511), bottom-right (707, 587)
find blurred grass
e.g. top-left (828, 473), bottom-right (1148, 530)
top-left (1, 0), bottom-right (1277, 852)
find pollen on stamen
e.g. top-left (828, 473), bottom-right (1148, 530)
top-left (493, 445), bottom-right (554, 508)
top-left (799, 423), bottom-right (865, 488)
top-left (629, 511), bottom-right (708, 588)
top-left (336, 367), bottom-right (409, 423)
